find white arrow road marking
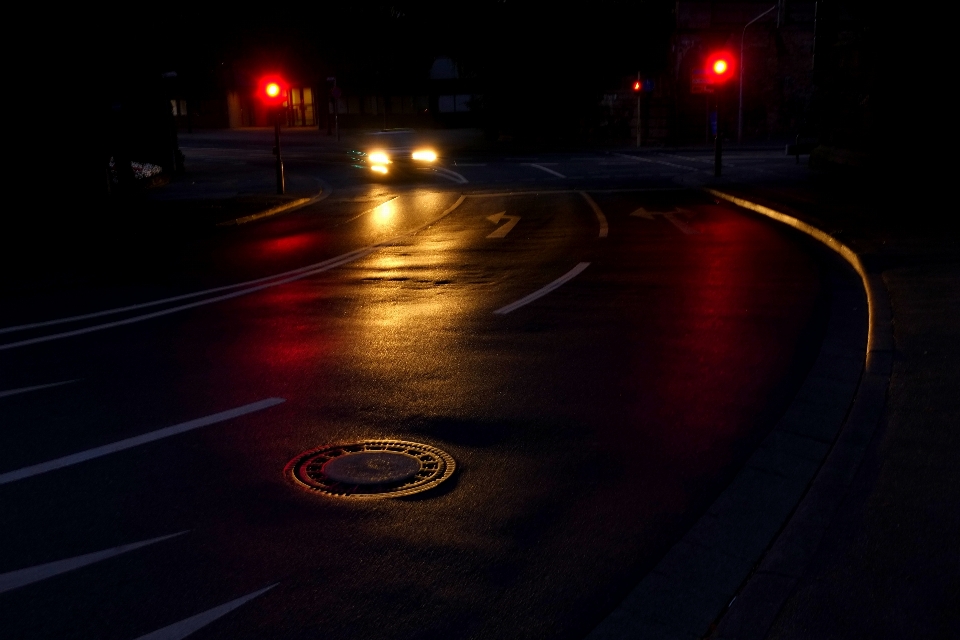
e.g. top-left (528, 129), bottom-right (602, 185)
top-left (0, 532), bottom-right (188, 594)
top-left (0, 398), bottom-right (285, 485)
top-left (132, 584), bottom-right (278, 640)
top-left (578, 192), bottom-right (609, 238)
top-left (630, 208), bottom-right (699, 235)
top-left (0, 379), bottom-right (78, 399)
top-left (523, 163), bottom-right (566, 178)
top-left (486, 212), bottom-right (521, 238)
top-left (494, 262), bottom-right (591, 315)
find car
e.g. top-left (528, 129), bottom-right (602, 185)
top-left (347, 129), bottom-right (440, 179)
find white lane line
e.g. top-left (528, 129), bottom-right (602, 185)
top-left (663, 212), bottom-right (699, 235)
top-left (0, 532), bottom-right (187, 594)
top-left (0, 379), bottom-right (78, 399)
top-left (433, 167), bottom-right (469, 184)
top-left (133, 584), bottom-right (277, 640)
top-left (0, 197), bottom-right (466, 351)
top-left (523, 163), bottom-right (566, 178)
top-left (465, 188), bottom-right (683, 197)
top-left (612, 153), bottom-right (697, 171)
top-left (0, 191), bottom-right (398, 337)
top-left (494, 262), bottom-right (591, 315)
top-left (0, 398), bottom-right (284, 485)
top-left (578, 192), bottom-right (609, 238)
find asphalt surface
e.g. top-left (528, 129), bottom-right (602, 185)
top-left (1, 133), bottom-right (864, 639)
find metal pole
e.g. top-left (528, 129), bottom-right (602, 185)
top-left (738, 5), bottom-right (778, 144)
top-left (275, 109), bottom-right (285, 194)
top-left (637, 95), bottom-right (642, 148)
top-left (636, 72), bottom-right (642, 148)
top-left (715, 96), bottom-right (722, 177)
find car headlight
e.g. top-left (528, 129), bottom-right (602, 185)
top-left (412, 149), bottom-right (437, 162)
top-left (368, 151), bottom-right (390, 164)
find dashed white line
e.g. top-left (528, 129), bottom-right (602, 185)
top-left (0, 398), bottom-right (285, 485)
top-left (578, 192), bottom-right (609, 238)
top-left (523, 163), bottom-right (566, 178)
top-left (133, 584), bottom-right (277, 640)
top-left (0, 532), bottom-right (188, 594)
top-left (494, 262), bottom-right (591, 315)
top-left (0, 379), bottom-right (78, 399)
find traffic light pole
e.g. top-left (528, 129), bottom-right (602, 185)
top-left (274, 109), bottom-right (285, 195)
top-left (715, 96), bottom-right (722, 177)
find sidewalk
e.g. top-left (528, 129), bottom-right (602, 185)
top-left (697, 168), bottom-right (959, 638)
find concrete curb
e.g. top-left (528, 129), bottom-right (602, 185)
top-left (216, 180), bottom-right (331, 227)
top-left (586, 189), bottom-right (892, 640)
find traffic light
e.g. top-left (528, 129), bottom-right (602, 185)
top-left (633, 80), bottom-right (642, 92)
top-left (705, 52), bottom-right (735, 84)
top-left (258, 75), bottom-right (288, 107)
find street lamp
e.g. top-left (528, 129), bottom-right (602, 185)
top-left (738, 4), bottom-right (778, 144)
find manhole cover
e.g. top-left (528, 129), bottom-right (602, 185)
top-left (286, 440), bottom-right (456, 498)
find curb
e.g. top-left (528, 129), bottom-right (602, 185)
top-left (705, 188), bottom-right (893, 640)
top-left (586, 189), bottom-right (892, 640)
top-left (216, 181), bottom-right (331, 227)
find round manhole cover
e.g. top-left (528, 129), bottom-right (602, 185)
top-left (286, 440), bottom-right (455, 498)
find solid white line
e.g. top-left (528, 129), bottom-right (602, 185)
top-left (493, 262), bottom-right (590, 315)
top-left (0, 379), bottom-right (78, 399)
top-left (613, 153), bottom-right (697, 171)
top-left (523, 163), bottom-right (566, 178)
top-left (578, 192), bottom-right (609, 238)
top-left (465, 188), bottom-right (685, 197)
top-left (433, 167), bottom-right (469, 184)
top-left (133, 584), bottom-right (277, 640)
top-left (0, 398), bottom-right (285, 485)
top-left (0, 532), bottom-right (188, 594)
top-left (0, 196), bottom-right (467, 351)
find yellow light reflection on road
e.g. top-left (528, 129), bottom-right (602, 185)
top-left (371, 165), bottom-right (388, 174)
top-left (371, 197), bottom-right (398, 224)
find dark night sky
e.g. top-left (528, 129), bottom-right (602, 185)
top-left (67, 2), bottom-right (674, 94)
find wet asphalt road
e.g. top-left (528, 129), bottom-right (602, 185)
top-left (1, 143), bottom-right (842, 639)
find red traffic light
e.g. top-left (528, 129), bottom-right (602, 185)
top-left (258, 76), bottom-right (288, 106)
top-left (705, 52), bottom-right (735, 83)
top-left (633, 80), bottom-right (642, 92)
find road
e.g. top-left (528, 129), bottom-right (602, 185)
top-left (1, 135), bottom-right (856, 639)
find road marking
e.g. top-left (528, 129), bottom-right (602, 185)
top-left (578, 192), bottom-right (609, 238)
top-left (464, 188), bottom-right (683, 198)
top-left (630, 207), bottom-right (699, 234)
top-left (0, 197), bottom-right (466, 351)
top-left (523, 163), bottom-right (566, 178)
top-left (0, 379), bottom-right (78, 399)
top-left (133, 584), bottom-right (277, 640)
top-left (0, 398), bottom-right (285, 485)
top-left (0, 532), bottom-right (187, 594)
top-left (486, 212), bottom-right (521, 238)
top-left (453, 163), bottom-right (487, 167)
top-left (613, 152), bottom-right (697, 171)
top-left (494, 262), bottom-right (590, 315)
top-left (432, 167), bottom-right (469, 184)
